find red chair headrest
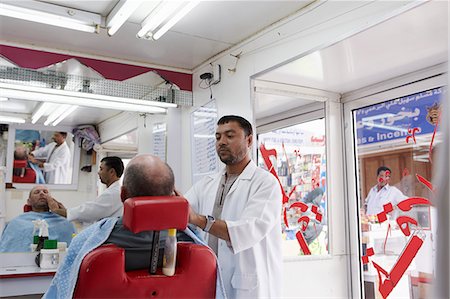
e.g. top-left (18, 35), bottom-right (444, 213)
top-left (14, 160), bottom-right (27, 168)
top-left (122, 196), bottom-right (189, 233)
top-left (24, 204), bottom-right (32, 212)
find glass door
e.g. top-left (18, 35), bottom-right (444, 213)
top-left (345, 79), bottom-right (446, 299)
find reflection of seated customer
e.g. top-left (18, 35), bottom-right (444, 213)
top-left (0, 186), bottom-right (75, 252)
top-left (29, 132), bottom-right (71, 184)
top-left (13, 146), bottom-right (45, 184)
top-left (365, 166), bottom-right (407, 216)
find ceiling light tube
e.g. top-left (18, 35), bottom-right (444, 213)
top-left (0, 115), bottom-right (26, 123)
top-left (44, 104), bottom-right (71, 126)
top-left (1, 83), bottom-right (177, 109)
top-left (31, 102), bottom-right (52, 124)
top-left (0, 97), bottom-right (8, 101)
top-left (152, 1), bottom-right (200, 40)
top-left (137, 1), bottom-right (184, 38)
top-left (1, 83), bottom-right (171, 114)
top-left (0, 2), bottom-right (101, 33)
top-left (107, 0), bottom-right (145, 36)
top-left (52, 105), bottom-right (78, 126)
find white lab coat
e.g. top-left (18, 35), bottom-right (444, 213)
top-left (186, 161), bottom-right (283, 298)
top-left (32, 141), bottom-right (71, 184)
top-left (67, 181), bottom-right (123, 226)
top-left (366, 184), bottom-right (408, 215)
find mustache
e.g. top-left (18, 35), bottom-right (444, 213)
top-left (218, 146), bottom-right (230, 151)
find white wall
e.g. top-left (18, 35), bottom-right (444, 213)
top-left (181, 1), bottom-right (424, 298)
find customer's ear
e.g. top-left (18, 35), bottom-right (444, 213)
top-left (120, 186), bottom-right (128, 203)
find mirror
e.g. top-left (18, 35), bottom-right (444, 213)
top-left (5, 123), bottom-right (80, 190)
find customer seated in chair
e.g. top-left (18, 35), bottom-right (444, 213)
top-left (0, 185), bottom-right (75, 252)
top-left (44, 154), bottom-right (194, 298)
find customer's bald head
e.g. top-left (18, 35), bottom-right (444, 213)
top-left (121, 154), bottom-right (174, 201)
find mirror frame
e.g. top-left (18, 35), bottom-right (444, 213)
top-left (5, 123), bottom-right (80, 190)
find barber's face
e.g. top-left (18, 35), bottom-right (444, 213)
top-left (28, 186), bottom-right (50, 210)
top-left (377, 170), bottom-right (390, 188)
top-left (215, 121), bottom-right (251, 165)
top-left (98, 162), bottom-right (112, 185)
top-left (52, 132), bottom-right (65, 145)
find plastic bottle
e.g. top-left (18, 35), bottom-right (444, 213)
top-left (32, 219), bottom-right (49, 266)
top-left (162, 229), bottom-right (177, 276)
top-left (40, 239), bottom-right (59, 269)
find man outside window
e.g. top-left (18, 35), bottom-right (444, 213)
top-left (365, 166), bottom-right (407, 216)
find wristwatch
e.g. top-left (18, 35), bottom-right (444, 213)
top-left (203, 215), bottom-right (215, 232)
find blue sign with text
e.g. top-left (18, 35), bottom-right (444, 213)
top-left (355, 87), bottom-right (443, 146)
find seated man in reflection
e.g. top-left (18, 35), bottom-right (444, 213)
top-left (28, 132), bottom-right (71, 184)
top-left (0, 185), bottom-right (75, 252)
top-left (47, 157), bottom-right (124, 228)
top-left (44, 154), bottom-right (194, 298)
top-left (13, 145), bottom-right (45, 184)
top-left (365, 166), bottom-right (408, 217)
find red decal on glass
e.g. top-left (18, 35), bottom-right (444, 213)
top-left (397, 197), bottom-right (431, 211)
top-left (405, 127), bottom-right (420, 144)
top-left (396, 216), bottom-right (418, 237)
top-left (260, 144), bottom-right (290, 227)
top-left (296, 231), bottom-right (311, 255)
top-left (416, 174), bottom-right (434, 192)
top-left (428, 109), bottom-right (440, 163)
top-left (362, 247), bottom-right (375, 264)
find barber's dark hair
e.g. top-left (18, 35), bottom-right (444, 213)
top-left (101, 156), bottom-right (124, 178)
top-left (377, 166), bottom-right (391, 176)
top-left (217, 115), bottom-right (253, 136)
top-left (123, 162), bottom-right (174, 197)
top-left (58, 132), bottom-right (67, 138)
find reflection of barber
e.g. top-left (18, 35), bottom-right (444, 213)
top-left (29, 132), bottom-right (71, 184)
top-left (48, 157), bottom-right (124, 227)
top-left (365, 166), bottom-right (407, 216)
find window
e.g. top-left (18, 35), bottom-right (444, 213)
top-left (258, 118), bottom-right (328, 257)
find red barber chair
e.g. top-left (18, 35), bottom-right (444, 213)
top-left (12, 160), bottom-right (36, 183)
top-left (73, 196), bottom-right (217, 298)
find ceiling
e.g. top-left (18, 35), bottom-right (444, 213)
top-left (0, 1), bottom-right (312, 71)
top-left (0, 0), bottom-right (313, 128)
top-left (255, 0), bottom-right (448, 119)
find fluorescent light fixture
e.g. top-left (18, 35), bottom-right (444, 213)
top-left (137, 1), bottom-right (183, 39)
top-left (53, 105), bottom-right (78, 126)
top-left (0, 83), bottom-right (176, 114)
top-left (0, 97), bottom-right (8, 101)
top-left (152, 1), bottom-right (200, 40)
top-left (107, 0), bottom-right (145, 36)
top-left (44, 104), bottom-right (71, 126)
top-left (0, 2), bottom-right (101, 33)
top-left (0, 115), bottom-right (26, 123)
top-left (32, 102), bottom-right (52, 124)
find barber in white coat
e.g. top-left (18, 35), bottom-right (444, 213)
top-left (48, 157), bottom-right (124, 227)
top-left (29, 132), bottom-right (71, 184)
top-left (183, 115), bottom-right (282, 298)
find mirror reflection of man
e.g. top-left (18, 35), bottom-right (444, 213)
top-left (0, 185), bottom-right (75, 252)
top-left (29, 132), bottom-right (71, 184)
top-left (48, 157), bottom-right (124, 228)
top-left (365, 166), bottom-right (408, 216)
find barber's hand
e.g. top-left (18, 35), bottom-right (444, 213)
top-left (47, 197), bottom-right (67, 218)
top-left (28, 155), bottom-right (37, 164)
